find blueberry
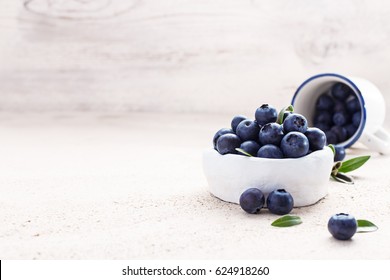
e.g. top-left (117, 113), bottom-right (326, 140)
top-left (239, 140), bottom-right (261, 156)
top-left (259, 123), bottom-right (284, 146)
top-left (314, 111), bottom-right (332, 125)
top-left (283, 113), bottom-right (308, 134)
top-left (255, 104), bottom-right (278, 126)
top-left (334, 101), bottom-right (347, 113)
top-left (345, 124), bottom-right (357, 138)
top-left (257, 144), bottom-right (283, 159)
top-left (316, 93), bottom-right (334, 111)
top-left (334, 145), bottom-right (346, 161)
top-left (328, 213), bottom-right (357, 240)
top-left (314, 122), bottom-right (331, 132)
top-left (236, 119), bottom-right (260, 141)
top-left (325, 130), bottom-right (338, 144)
top-left (280, 132), bottom-right (309, 158)
top-left (239, 188), bottom-right (265, 214)
top-left (213, 128), bottom-right (233, 149)
top-left (333, 111), bottom-right (349, 126)
top-left (331, 83), bottom-right (352, 101)
top-left (231, 115), bottom-right (248, 133)
top-left (267, 189), bottom-right (294, 215)
top-left (305, 127), bottom-right (326, 151)
top-left (216, 133), bottom-right (241, 155)
top-left (346, 97), bottom-right (360, 113)
top-left (331, 126), bottom-right (348, 143)
top-left (352, 112), bottom-right (361, 127)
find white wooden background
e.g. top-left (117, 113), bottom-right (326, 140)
top-left (1, 0), bottom-right (390, 114)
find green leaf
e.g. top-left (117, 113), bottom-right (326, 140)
top-left (277, 105), bottom-right (294, 124)
top-left (338, 156), bottom-right (370, 173)
top-left (328, 144), bottom-right (336, 156)
top-left (357, 219), bottom-right (378, 233)
top-left (271, 215), bottom-right (302, 227)
top-left (331, 173), bottom-right (354, 184)
top-left (235, 148), bottom-right (253, 157)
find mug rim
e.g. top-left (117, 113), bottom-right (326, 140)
top-left (292, 73), bottom-right (367, 149)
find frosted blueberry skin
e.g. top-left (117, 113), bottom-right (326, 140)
top-left (267, 189), bottom-right (294, 215)
top-left (280, 132), bottom-right (309, 158)
top-left (239, 188), bottom-right (265, 214)
top-left (259, 123), bottom-right (284, 146)
top-left (257, 144), bottom-right (283, 159)
top-left (316, 93), bottom-right (334, 111)
top-left (334, 145), bottom-right (346, 162)
top-left (328, 213), bottom-right (357, 240)
top-left (331, 83), bottom-right (352, 101)
top-left (231, 115), bottom-right (248, 133)
top-left (236, 119), bottom-right (260, 141)
top-left (255, 104), bottom-right (278, 126)
top-left (216, 133), bottom-right (241, 155)
top-left (213, 128), bottom-right (233, 149)
top-left (283, 113), bottom-right (308, 134)
top-left (239, 140), bottom-right (261, 156)
top-left (305, 127), bottom-right (326, 151)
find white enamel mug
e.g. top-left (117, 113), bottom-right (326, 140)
top-left (292, 73), bottom-right (390, 154)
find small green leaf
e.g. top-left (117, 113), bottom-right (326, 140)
top-left (271, 215), bottom-right (302, 227)
top-left (357, 219), bottom-right (378, 233)
top-left (338, 156), bottom-right (370, 173)
top-left (331, 173), bottom-right (354, 184)
top-left (277, 105), bottom-right (294, 124)
top-left (328, 144), bottom-right (336, 156)
top-left (235, 148), bottom-right (253, 157)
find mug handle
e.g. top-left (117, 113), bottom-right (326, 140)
top-left (360, 127), bottom-right (390, 154)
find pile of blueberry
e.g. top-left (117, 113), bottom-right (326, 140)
top-left (213, 104), bottom-right (326, 158)
top-left (314, 82), bottom-right (361, 145)
top-left (240, 188), bottom-right (294, 215)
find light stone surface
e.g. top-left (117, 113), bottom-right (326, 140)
top-left (0, 113), bottom-right (389, 259)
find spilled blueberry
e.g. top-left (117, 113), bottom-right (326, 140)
top-left (239, 188), bottom-right (265, 214)
top-left (267, 189), bottom-right (294, 215)
top-left (328, 213), bottom-right (357, 240)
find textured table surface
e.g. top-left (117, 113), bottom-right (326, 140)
top-left (0, 113), bottom-right (389, 259)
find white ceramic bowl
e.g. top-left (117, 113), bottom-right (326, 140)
top-left (202, 147), bottom-right (334, 207)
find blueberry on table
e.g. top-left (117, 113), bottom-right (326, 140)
top-left (314, 111), bottom-right (332, 125)
top-left (236, 119), bottom-right (260, 141)
top-left (330, 126), bottom-right (348, 143)
top-left (332, 111), bottom-right (348, 126)
top-left (316, 93), bottom-right (334, 111)
top-left (239, 188), bottom-right (265, 214)
top-left (352, 111), bottom-right (361, 127)
top-left (213, 128), bottom-right (233, 149)
top-left (259, 123), bottom-right (284, 146)
top-left (267, 189), bottom-right (294, 215)
top-left (334, 145), bottom-right (346, 162)
top-left (328, 213), bottom-right (357, 240)
top-left (283, 113), bottom-right (308, 134)
top-left (331, 83), bottom-right (352, 101)
top-left (257, 144), bottom-right (283, 159)
top-left (280, 132), bottom-right (309, 158)
top-left (305, 127), bottom-right (326, 151)
top-left (216, 133), bottom-right (241, 155)
top-left (255, 104), bottom-right (278, 126)
top-left (346, 97), bottom-right (360, 113)
top-left (239, 140), bottom-right (261, 156)
top-left (231, 115), bottom-right (248, 133)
